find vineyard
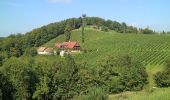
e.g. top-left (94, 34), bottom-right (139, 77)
top-left (43, 28), bottom-right (170, 66)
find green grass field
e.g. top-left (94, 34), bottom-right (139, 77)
top-left (41, 28), bottom-right (170, 100)
top-left (108, 87), bottom-right (170, 100)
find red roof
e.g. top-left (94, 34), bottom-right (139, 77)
top-left (55, 41), bottom-right (80, 49)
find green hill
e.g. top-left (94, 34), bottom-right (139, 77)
top-left (42, 28), bottom-right (170, 66)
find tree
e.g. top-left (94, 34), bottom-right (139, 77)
top-left (155, 59), bottom-right (170, 87)
top-left (24, 47), bottom-right (37, 57)
top-left (0, 72), bottom-right (14, 100)
top-left (52, 54), bottom-right (80, 99)
top-left (141, 27), bottom-right (154, 34)
top-left (81, 14), bottom-right (86, 43)
top-left (101, 26), bottom-right (109, 32)
top-left (33, 55), bottom-right (81, 100)
top-left (1, 34), bottom-right (25, 57)
top-left (122, 22), bottom-right (127, 33)
top-left (65, 23), bottom-right (72, 42)
top-left (2, 57), bottom-right (38, 100)
top-left (162, 30), bottom-right (166, 35)
top-left (0, 52), bottom-right (7, 66)
top-left (97, 54), bottom-right (148, 93)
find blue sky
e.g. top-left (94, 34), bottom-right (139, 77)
top-left (0, 0), bottom-right (170, 37)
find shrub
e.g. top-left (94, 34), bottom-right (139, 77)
top-left (24, 47), bottom-right (37, 57)
top-left (101, 26), bottom-right (109, 32)
top-left (154, 59), bottom-right (170, 87)
top-left (97, 54), bottom-right (148, 93)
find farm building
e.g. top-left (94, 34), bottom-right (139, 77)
top-left (55, 41), bottom-right (81, 51)
top-left (37, 47), bottom-right (54, 55)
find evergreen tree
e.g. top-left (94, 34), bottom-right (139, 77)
top-left (81, 14), bottom-right (86, 43)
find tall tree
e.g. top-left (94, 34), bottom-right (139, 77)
top-left (122, 22), bottom-right (127, 33)
top-left (81, 14), bottom-right (86, 43)
top-left (65, 24), bottom-right (72, 42)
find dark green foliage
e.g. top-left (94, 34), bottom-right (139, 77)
top-left (155, 59), bottom-right (170, 87)
top-left (120, 63), bottom-right (148, 91)
top-left (1, 57), bottom-right (38, 100)
top-left (97, 54), bottom-right (148, 93)
top-left (139, 27), bottom-right (154, 34)
top-left (86, 17), bottom-right (105, 29)
top-left (81, 14), bottom-right (86, 43)
top-left (0, 72), bottom-right (14, 100)
top-left (65, 22), bottom-right (72, 42)
top-left (155, 72), bottom-right (170, 87)
top-left (0, 52), bottom-right (149, 100)
top-left (121, 22), bottom-right (127, 33)
top-left (52, 55), bottom-right (80, 99)
top-left (0, 52), bottom-right (7, 66)
top-left (1, 34), bottom-right (25, 57)
top-left (167, 32), bottom-right (170, 34)
top-left (24, 21), bottom-right (66, 47)
top-left (33, 55), bottom-right (81, 100)
top-left (82, 25), bottom-right (85, 43)
top-left (24, 47), bottom-right (37, 57)
top-left (101, 26), bottom-right (109, 32)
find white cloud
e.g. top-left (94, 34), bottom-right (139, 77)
top-left (48, 0), bottom-right (72, 3)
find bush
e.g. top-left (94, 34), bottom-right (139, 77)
top-left (101, 26), bottom-right (109, 32)
top-left (97, 54), bottom-right (148, 93)
top-left (0, 72), bottom-right (14, 100)
top-left (24, 47), bottom-right (37, 57)
top-left (155, 59), bottom-right (170, 87)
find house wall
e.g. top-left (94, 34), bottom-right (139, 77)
top-left (38, 52), bottom-right (53, 55)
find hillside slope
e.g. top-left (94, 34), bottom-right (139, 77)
top-left (42, 28), bottom-right (170, 66)
top-left (41, 28), bottom-right (170, 100)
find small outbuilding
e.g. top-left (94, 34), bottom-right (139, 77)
top-left (37, 47), bottom-right (54, 55)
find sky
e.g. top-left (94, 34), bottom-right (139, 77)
top-left (0, 0), bottom-right (170, 37)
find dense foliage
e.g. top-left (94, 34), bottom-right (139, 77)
top-left (155, 60), bottom-right (170, 87)
top-left (97, 54), bottom-right (148, 93)
top-left (0, 54), bottom-right (148, 100)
